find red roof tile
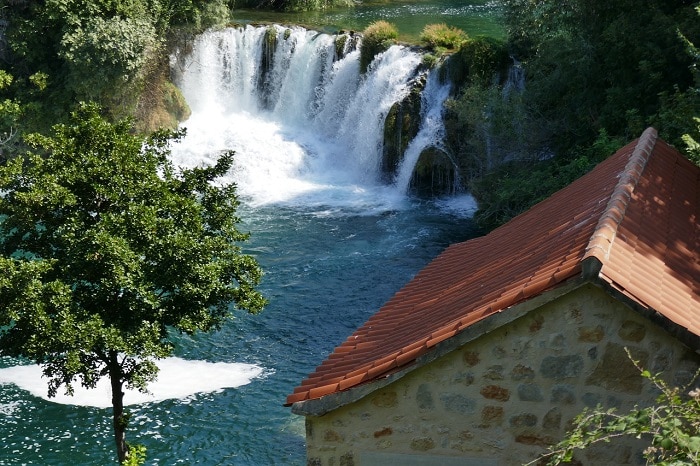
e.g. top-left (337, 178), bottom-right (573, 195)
top-left (287, 128), bottom-right (700, 407)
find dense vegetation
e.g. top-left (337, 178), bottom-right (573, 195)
top-left (0, 0), bottom-right (235, 149)
top-left (458, 0), bottom-right (700, 229)
top-left (3, 1), bottom-right (700, 230)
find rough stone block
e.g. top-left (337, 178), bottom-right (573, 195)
top-left (551, 385), bottom-right (576, 404)
top-left (452, 371), bottom-right (475, 386)
top-left (374, 427), bottom-right (392, 438)
top-left (518, 383), bottom-right (544, 402)
top-left (511, 364), bottom-right (535, 381)
top-left (484, 365), bottom-right (504, 380)
top-left (540, 355), bottom-right (584, 379)
top-left (411, 436), bottom-right (436, 451)
top-left (463, 350), bottom-right (480, 367)
top-left (585, 342), bottom-right (648, 394)
top-left (480, 406), bottom-right (504, 427)
top-left (480, 385), bottom-right (510, 401)
top-left (542, 407), bottom-right (562, 430)
top-left (617, 320), bottom-right (646, 342)
top-left (578, 325), bottom-right (605, 342)
top-left (440, 393), bottom-right (477, 414)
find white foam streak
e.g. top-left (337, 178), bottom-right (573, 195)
top-left (0, 358), bottom-right (263, 408)
top-left (394, 71), bottom-right (453, 193)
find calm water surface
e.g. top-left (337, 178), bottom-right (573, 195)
top-left (233, 0), bottom-right (504, 41)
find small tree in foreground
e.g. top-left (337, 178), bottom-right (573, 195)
top-left (532, 351), bottom-right (700, 465)
top-left (0, 103), bottom-right (266, 464)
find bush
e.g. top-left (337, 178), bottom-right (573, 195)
top-left (360, 20), bottom-right (399, 73)
top-left (442, 37), bottom-right (509, 88)
top-left (420, 23), bottom-right (468, 50)
top-left (535, 351), bottom-right (700, 466)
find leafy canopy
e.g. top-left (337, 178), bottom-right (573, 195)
top-left (0, 102), bottom-right (266, 397)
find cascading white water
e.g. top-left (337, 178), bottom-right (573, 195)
top-left (170, 25), bottom-right (455, 212)
top-left (393, 72), bottom-right (453, 192)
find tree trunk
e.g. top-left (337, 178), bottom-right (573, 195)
top-left (109, 352), bottom-right (128, 464)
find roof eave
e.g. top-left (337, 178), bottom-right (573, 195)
top-left (592, 275), bottom-right (700, 354)
top-left (290, 276), bottom-right (590, 417)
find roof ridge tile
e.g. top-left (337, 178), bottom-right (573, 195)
top-left (583, 127), bottom-right (658, 272)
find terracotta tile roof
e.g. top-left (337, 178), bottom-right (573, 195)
top-left (286, 128), bottom-right (700, 407)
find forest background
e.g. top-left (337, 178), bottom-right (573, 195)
top-left (1, 0), bottom-right (700, 230)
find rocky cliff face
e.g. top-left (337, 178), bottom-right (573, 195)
top-left (382, 76), bottom-right (424, 182)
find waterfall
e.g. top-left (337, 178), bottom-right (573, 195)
top-left (171, 25), bottom-right (459, 212)
top-left (393, 72), bottom-right (453, 193)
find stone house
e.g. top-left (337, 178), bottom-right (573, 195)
top-left (285, 127), bottom-right (700, 466)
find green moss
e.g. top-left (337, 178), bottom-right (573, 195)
top-left (334, 34), bottom-right (348, 60)
top-left (257, 26), bottom-right (278, 107)
top-left (442, 37), bottom-right (509, 88)
top-left (382, 78), bottom-right (424, 179)
top-left (410, 147), bottom-right (457, 196)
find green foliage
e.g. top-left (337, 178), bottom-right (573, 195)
top-left (502, 0), bottom-right (700, 152)
top-left (444, 81), bottom-right (528, 179)
top-left (681, 118), bottom-right (700, 167)
top-left (59, 15), bottom-right (158, 114)
top-left (360, 21), bottom-right (399, 74)
top-left (122, 443), bottom-right (147, 466)
top-left (0, 103), bottom-right (265, 462)
top-left (0, 70), bottom-right (23, 155)
top-left (534, 351), bottom-right (700, 466)
top-left (459, 0), bottom-right (700, 231)
top-left (469, 129), bottom-right (622, 230)
top-left (441, 37), bottom-right (509, 88)
top-left (2, 0), bottom-right (232, 133)
top-left (420, 23), bottom-right (468, 51)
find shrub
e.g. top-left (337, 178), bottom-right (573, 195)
top-left (59, 15), bottom-right (158, 112)
top-left (360, 20), bottom-right (399, 73)
top-left (534, 351), bottom-right (700, 466)
top-left (420, 23), bottom-right (468, 50)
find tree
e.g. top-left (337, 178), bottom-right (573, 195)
top-left (501, 0), bottom-right (700, 150)
top-left (533, 351), bottom-right (700, 465)
top-left (0, 103), bottom-right (266, 464)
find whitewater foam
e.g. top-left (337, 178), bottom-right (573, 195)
top-left (0, 357), bottom-right (263, 408)
top-left (171, 25), bottom-right (444, 213)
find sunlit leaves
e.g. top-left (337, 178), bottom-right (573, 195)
top-left (534, 350), bottom-right (700, 465)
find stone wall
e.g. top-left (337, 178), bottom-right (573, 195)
top-left (304, 283), bottom-right (700, 466)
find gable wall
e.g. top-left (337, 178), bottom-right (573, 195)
top-left (304, 284), bottom-right (700, 465)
